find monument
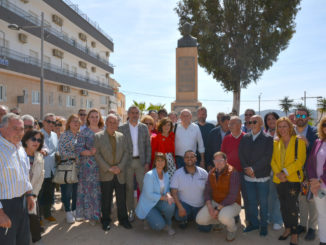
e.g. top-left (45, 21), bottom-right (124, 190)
top-left (171, 22), bottom-right (202, 119)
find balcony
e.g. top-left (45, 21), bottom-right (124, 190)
top-left (0, 46), bottom-right (113, 95)
top-left (0, 0), bottom-right (114, 72)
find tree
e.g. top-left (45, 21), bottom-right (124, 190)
top-left (317, 97), bottom-right (326, 124)
top-left (147, 103), bottom-right (166, 112)
top-left (132, 100), bottom-right (146, 116)
top-left (175, 0), bottom-right (301, 115)
top-left (279, 96), bottom-right (294, 116)
top-left (131, 101), bottom-right (166, 116)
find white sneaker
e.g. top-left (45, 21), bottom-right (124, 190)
top-left (72, 210), bottom-right (76, 217)
top-left (273, 223), bottom-right (282, 230)
top-left (164, 225), bottom-right (176, 236)
top-left (66, 211), bottom-right (75, 224)
top-left (89, 220), bottom-right (97, 226)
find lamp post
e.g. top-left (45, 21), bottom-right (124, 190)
top-left (8, 12), bottom-right (47, 120)
top-left (258, 92), bottom-right (262, 115)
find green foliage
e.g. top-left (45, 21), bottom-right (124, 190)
top-left (147, 103), bottom-right (166, 112)
top-left (175, 0), bottom-right (301, 114)
top-left (279, 96), bottom-right (294, 116)
top-left (317, 97), bottom-right (326, 124)
top-left (131, 101), bottom-right (166, 116)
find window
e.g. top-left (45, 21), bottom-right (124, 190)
top-left (100, 96), bottom-right (107, 105)
top-left (23, 89), bottom-right (28, 103)
top-left (63, 63), bottom-right (69, 75)
top-left (66, 95), bottom-right (76, 107)
top-left (86, 99), bottom-right (93, 109)
top-left (29, 50), bottom-right (39, 65)
top-left (48, 92), bottom-right (54, 105)
top-left (58, 94), bottom-right (63, 106)
top-left (71, 66), bottom-right (77, 77)
top-left (0, 84), bottom-right (7, 102)
top-left (32, 90), bottom-right (40, 104)
top-left (44, 56), bottom-right (51, 69)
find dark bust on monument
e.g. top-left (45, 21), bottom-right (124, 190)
top-left (177, 22), bottom-right (197, 48)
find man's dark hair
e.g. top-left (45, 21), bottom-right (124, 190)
top-left (264, 112), bottom-right (280, 131)
top-left (184, 150), bottom-right (196, 158)
top-left (295, 105), bottom-right (310, 117)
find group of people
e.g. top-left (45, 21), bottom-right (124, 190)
top-left (0, 103), bottom-right (325, 245)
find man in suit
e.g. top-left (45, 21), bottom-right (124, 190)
top-left (206, 113), bottom-right (230, 169)
top-left (294, 106), bottom-right (318, 240)
top-left (118, 106), bottom-right (151, 222)
top-left (239, 115), bottom-right (273, 236)
top-left (94, 113), bottom-right (131, 231)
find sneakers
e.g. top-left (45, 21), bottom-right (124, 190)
top-left (212, 223), bottom-right (224, 231)
top-left (164, 225), bottom-right (176, 236)
top-left (89, 220), bottom-right (97, 226)
top-left (44, 216), bottom-right (56, 222)
top-left (273, 223), bottom-right (282, 230)
top-left (226, 231), bottom-right (236, 241)
top-left (260, 226), bottom-right (268, 236)
top-left (128, 210), bottom-right (135, 223)
top-left (66, 211), bottom-right (75, 224)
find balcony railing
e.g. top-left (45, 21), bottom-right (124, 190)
top-left (0, 46), bottom-right (111, 90)
top-left (0, 0), bottom-right (114, 69)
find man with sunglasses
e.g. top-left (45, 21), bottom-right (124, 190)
top-left (294, 107), bottom-right (318, 241)
top-left (22, 114), bottom-right (35, 134)
top-left (241, 109), bottom-right (256, 133)
top-left (39, 113), bottom-right (58, 223)
top-left (78, 109), bottom-right (87, 131)
top-left (206, 113), bottom-right (230, 170)
top-left (239, 115), bottom-right (273, 236)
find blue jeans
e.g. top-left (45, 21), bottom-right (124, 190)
top-left (240, 172), bottom-right (249, 222)
top-left (145, 200), bottom-right (175, 230)
top-left (268, 180), bottom-right (283, 225)
top-left (175, 201), bottom-right (211, 232)
top-left (244, 179), bottom-right (269, 227)
top-left (175, 156), bottom-right (185, 169)
top-left (61, 183), bottom-right (78, 212)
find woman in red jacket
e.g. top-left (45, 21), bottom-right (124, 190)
top-left (151, 118), bottom-right (176, 179)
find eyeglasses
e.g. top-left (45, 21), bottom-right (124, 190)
top-left (249, 120), bottom-right (258, 125)
top-left (144, 122), bottom-right (153, 126)
top-left (24, 125), bottom-right (33, 130)
top-left (30, 137), bottom-right (42, 143)
top-left (322, 123), bottom-right (326, 128)
top-left (55, 123), bottom-right (62, 127)
top-left (79, 113), bottom-right (87, 117)
top-left (45, 120), bottom-right (56, 125)
top-left (296, 114), bottom-right (307, 119)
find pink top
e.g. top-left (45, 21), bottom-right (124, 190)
top-left (317, 142), bottom-right (326, 189)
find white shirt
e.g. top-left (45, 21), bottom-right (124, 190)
top-left (159, 176), bottom-right (165, 195)
top-left (170, 166), bottom-right (208, 207)
top-left (175, 123), bottom-right (205, 156)
top-left (41, 129), bottom-right (58, 178)
top-left (129, 122), bottom-right (139, 157)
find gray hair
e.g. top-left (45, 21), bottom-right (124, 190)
top-left (21, 114), bottom-right (35, 124)
top-left (127, 106), bottom-right (140, 113)
top-left (0, 105), bottom-right (9, 112)
top-left (43, 113), bottom-right (55, 121)
top-left (106, 113), bottom-right (118, 122)
top-left (230, 116), bottom-right (242, 124)
top-left (180, 108), bottom-right (192, 115)
top-left (0, 113), bottom-right (22, 128)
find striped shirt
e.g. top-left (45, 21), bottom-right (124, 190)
top-left (0, 135), bottom-right (32, 209)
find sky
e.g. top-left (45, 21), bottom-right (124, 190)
top-left (75, 0), bottom-right (326, 120)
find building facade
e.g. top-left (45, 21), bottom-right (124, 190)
top-left (0, 0), bottom-right (124, 119)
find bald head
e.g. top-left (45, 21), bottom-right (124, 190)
top-left (228, 116), bottom-right (242, 135)
top-left (250, 115), bottom-right (263, 135)
top-left (180, 109), bottom-right (192, 126)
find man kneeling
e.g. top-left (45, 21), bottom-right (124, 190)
top-left (196, 151), bottom-right (241, 241)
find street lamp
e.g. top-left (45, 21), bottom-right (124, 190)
top-left (8, 12), bottom-right (48, 120)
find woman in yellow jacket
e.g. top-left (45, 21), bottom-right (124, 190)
top-left (271, 117), bottom-right (306, 245)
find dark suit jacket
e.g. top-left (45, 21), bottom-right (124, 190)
top-left (206, 126), bottom-right (230, 167)
top-left (306, 125), bottom-right (318, 159)
top-left (239, 131), bottom-right (273, 178)
top-left (118, 122), bottom-right (151, 165)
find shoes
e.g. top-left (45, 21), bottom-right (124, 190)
top-left (273, 223), bottom-right (282, 230)
top-left (128, 210), bottom-right (135, 223)
top-left (297, 225), bottom-right (306, 235)
top-left (304, 228), bottom-right (316, 241)
top-left (75, 217), bottom-right (84, 222)
top-left (120, 220), bottom-right (132, 229)
top-left (260, 226), bottom-right (268, 236)
top-left (226, 231), bottom-right (236, 241)
top-left (243, 225), bottom-right (259, 233)
top-left (234, 215), bottom-right (240, 224)
top-left (278, 233), bottom-right (290, 240)
top-left (179, 220), bottom-right (188, 229)
top-left (89, 220), bottom-right (97, 226)
top-left (66, 211), bottom-right (75, 224)
top-left (212, 223), bottom-right (224, 231)
top-left (44, 216), bottom-right (56, 222)
top-left (102, 224), bottom-right (111, 231)
top-left (164, 225), bottom-right (176, 236)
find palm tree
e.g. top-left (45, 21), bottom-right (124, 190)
top-left (132, 101), bottom-right (146, 116)
top-left (279, 96), bottom-right (294, 116)
top-left (317, 97), bottom-right (326, 125)
top-left (146, 103), bottom-right (165, 112)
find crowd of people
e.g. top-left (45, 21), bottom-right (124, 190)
top-left (0, 103), bottom-right (325, 245)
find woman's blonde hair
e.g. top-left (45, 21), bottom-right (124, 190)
top-left (276, 117), bottom-right (296, 138)
top-left (65, 114), bottom-right (81, 131)
top-left (318, 116), bottom-right (326, 140)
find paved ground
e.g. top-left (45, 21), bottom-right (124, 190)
top-left (41, 192), bottom-right (320, 245)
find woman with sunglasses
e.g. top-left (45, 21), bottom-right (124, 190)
top-left (58, 114), bottom-right (81, 224)
top-left (271, 117), bottom-right (306, 245)
top-left (151, 118), bottom-right (176, 178)
top-left (75, 108), bottom-right (104, 225)
top-left (306, 116), bottom-right (326, 245)
top-left (54, 116), bottom-right (66, 138)
top-left (141, 115), bottom-right (156, 137)
top-left (22, 130), bottom-right (45, 244)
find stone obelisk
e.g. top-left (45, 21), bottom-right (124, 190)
top-left (171, 23), bottom-right (202, 120)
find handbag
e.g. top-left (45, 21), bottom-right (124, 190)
top-left (166, 153), bottom-right (176, 180)
top-left (53, 159), bottom-right (78, 184)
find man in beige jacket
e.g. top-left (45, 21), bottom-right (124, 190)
top-left (94, 114), bottom-right (131, 231)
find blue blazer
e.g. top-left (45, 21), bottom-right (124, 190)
top-left (135, 169), bottom-right (171, 219)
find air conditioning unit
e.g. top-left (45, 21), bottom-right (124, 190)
top-left (79, 61), bottom-right (87, 69)
top-left (79, 33), bottom-right (87, 42)
top-left (17, 96), bottom-right (25, 104)
top-left (52, 49), bottom-right (64, 59)
top-left (91, 41), bottom-right (96, 48)
top-left (105, 51), bottom-right (110, 57)
top-left (18, 33), bottom-right (27, 44)
top-left (61, 85), bottom-right (70, 93)
top-left (52, 14), bottom-right (63, 26)
top-left (81, 90), bottom-right (88, 96)
top-left (91, 66), bottom-right (96, 73)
